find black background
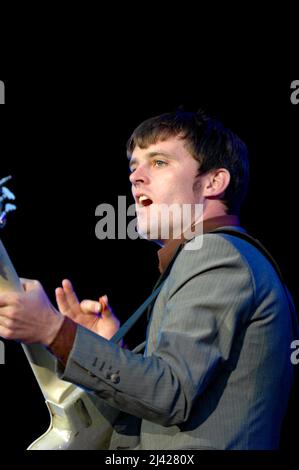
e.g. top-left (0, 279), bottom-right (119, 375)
top-left (0, 64), bottom-right (298, 455)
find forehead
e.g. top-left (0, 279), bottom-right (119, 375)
top-left (129, 136), bottom-right (191, 161)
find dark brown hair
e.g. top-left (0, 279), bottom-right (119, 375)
top-left (127, 109), bottom-right (249, 214)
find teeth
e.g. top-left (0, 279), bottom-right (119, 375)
top-left (138, 195), bottom-right (153, 207)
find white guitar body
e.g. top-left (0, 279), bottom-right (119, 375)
top-left (0, 239), bottom-right (117, 450)
top-left (24, 344), bottom-right (116, 450)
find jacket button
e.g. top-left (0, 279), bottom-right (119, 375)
top-left (110, 373), bottom-right (120, 384)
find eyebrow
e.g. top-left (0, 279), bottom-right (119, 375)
top-left (128, 151), bottom-right (175, 169)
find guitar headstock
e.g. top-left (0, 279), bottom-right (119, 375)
top-left (0, 175), bottom-right (17, 228)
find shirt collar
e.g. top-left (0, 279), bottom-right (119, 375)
top-left (157, 214), bottom-right (241, 274)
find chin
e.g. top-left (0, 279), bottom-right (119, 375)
top-left (138, 223), bottom-right (177, 243)
top-left (137, 220), bottom-right (161, 241)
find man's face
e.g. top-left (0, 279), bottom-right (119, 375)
top-left (129, 136), bottom-right (204, 242)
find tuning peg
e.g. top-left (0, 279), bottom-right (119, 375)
top-left (1, 187), bottom-right (16, 200)
top-left (4, 203), bottom-right (17, 213)
top-left (0, 176), bottom-right (12, 187)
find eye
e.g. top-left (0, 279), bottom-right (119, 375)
top-left (153, 160), bottom-right (167, 168)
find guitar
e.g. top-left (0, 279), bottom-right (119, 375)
top-left (0, 177), bottom-right (118, 449)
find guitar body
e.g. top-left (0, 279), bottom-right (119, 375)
top-left (0, 239), bottom-right (117, 449)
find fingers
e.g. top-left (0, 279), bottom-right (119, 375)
top-left (0, 309), bottom-right (13, 329)
top-left (80, 295), bottom-right (111, 317)
top-left (55, 279), bottom-right (80, 318)
top-left (100, 295), bottom-right (108, 309)
top-left (0, 293), bottom-right (11, 307)
top-left (55, 287), bottom-right (69, 315)
top-left (99, 295), bottom-right (112, 318)
top-left (61, 279), bottom-right (79, 307)
top-left (80, 299), bottom-right (101, 314)
top-left (55, 278), bottom-right (111, 321)
top-left (0, 325), bottom-right (16, 340)
top-left (0, 291), bottom-right (22, 307)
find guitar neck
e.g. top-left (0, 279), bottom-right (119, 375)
top-left (0, 239), bottom-right (75, 404)
top-left (0, 191), bottom-right (116, 449)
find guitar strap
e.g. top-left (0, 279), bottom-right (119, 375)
top-left (210, 228), bottom-right (298, 337)
top-left (110, 281), bottom-right (166, 345)
top-left (110, 243), bottom-right (184, 346)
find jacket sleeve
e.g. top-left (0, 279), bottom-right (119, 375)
top-left (57, 235), bottom-right (255, 426)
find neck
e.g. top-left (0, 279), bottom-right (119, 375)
top-left (159, 201), bottom-right (235, 246)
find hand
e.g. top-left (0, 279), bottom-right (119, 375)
top-left (55, 279), bottom-right (120, 340)
top-left (0, 278), bottom-right (64, 345)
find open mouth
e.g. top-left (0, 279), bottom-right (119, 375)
top-left (138, 195), bottom-right (153, 207)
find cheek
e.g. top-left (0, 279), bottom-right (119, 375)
top-left (166, 182), bottom-right (195, 204)
top-left (153, 170), bottom-right (198, 203)
top-left (192, 179), bottom-right (203, 198)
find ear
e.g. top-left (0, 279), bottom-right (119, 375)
top-left (202, 168), bottom-right (231, 198)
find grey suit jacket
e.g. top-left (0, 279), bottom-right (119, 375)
top-left (58, 230), bottom-right (296, 449)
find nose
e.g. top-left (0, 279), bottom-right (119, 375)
top-left (129, 164), bottom-right (150, 186)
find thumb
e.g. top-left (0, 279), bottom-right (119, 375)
top-left (20, 278), bottom-right (40, 292)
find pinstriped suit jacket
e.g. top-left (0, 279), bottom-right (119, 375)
top-left (59, 229), bottom-right (296, 449)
